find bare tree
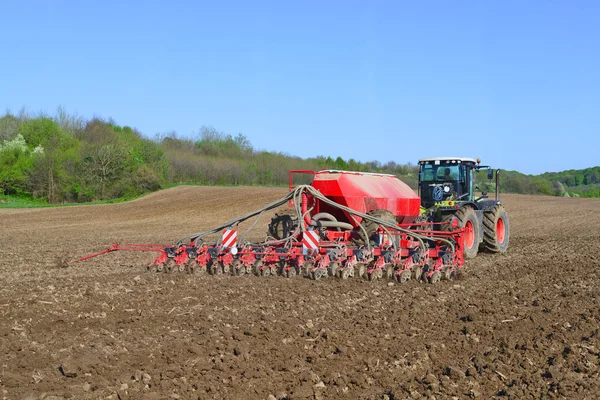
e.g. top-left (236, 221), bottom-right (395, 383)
top-left (55, 106), bottom-right (84, 137)
top-left (0, 113), bottom-right (21, 142)
top-left (82, 143), bottom-right (125, 198)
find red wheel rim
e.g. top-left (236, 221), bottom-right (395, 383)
top-left (496, 218), bottom-right (505, 244)
top-left (465, 220), bottom-right (475, 249)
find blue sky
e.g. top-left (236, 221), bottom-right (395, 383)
top-left (2, 1), bottom-right (598, 174)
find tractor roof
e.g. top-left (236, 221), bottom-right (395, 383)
top-left (418, 157), bottom-right (478, 164)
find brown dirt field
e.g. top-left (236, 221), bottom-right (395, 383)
top-left (1, 186), bottom-right (600, 400)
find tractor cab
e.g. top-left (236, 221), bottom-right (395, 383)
top-left (418, 157), bottom-right (498, 210)
top-left (419, 157), bottom-right (477, 209)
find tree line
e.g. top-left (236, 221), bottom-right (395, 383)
top-left (0, 109), bottom-right (418, 203)
top-left (1, 108), bottom-right (597, 203)
top-left (160, 126), bottom-right (418, 188)
top-left (0, 108), bottom-right (165, 203)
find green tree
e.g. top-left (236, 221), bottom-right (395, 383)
top-left (19, 118), bottom-right (77, 203)
top-left (334, 156), bottom-right (348, 170)
top-left (0, 135), bottom-right (36, 194)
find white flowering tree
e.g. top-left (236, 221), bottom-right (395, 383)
top-left (0, 134), bottom-right (40, 195)
top-left (18, 118), bottom-right (77, 203)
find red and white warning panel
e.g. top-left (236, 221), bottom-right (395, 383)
top-left (302, 230), bottom-right (319, 250)
top-left (222, 228), bottom-right (237, 248)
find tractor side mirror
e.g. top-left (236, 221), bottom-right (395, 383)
top-left (487, 168), bottom-right (494, 180)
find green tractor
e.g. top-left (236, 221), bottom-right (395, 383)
top-left (417, 157), bottom-right (510, 259)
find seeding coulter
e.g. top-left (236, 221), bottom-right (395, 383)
top-left (76, 170), bottom-right (468, 283)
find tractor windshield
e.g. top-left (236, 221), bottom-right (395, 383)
top-left (420, 164), bottom-right (461, 182)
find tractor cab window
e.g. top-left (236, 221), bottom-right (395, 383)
top-left (420, 163), bottom-right (461, 182)
top-left (436, 165), bottom-right (459, 181)
top-left (420, 164), bottom-right (435, 181)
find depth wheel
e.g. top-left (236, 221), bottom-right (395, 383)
top-left (384, 264), bottom-right (395, 279)
top-left (443, 267), bottom-right (455, 280)
top-left (413, 265), bottom-right (422, 281)
top-left (252, 261), bottom-right (263, 276)
top-left (303, 261), bottom-right (314, 277)
top-left (311, 268), bottom-right (324, 280)
top-left (156, 263), bottom-right (164, 272)
top-left (164, 258), bottom-right (175, 273)
top-left (356, 263), bottom-right (367, 279)
top-left (233, 260), bottom-right (244, 276)
top-left (368, 269), bottom-right (383, 281)
top-left (328, 262), bottom-right (339, 277)
top-left (396, 270), bottom-right (411, 283)
top-left (429, 271), bottom-right (441, 284)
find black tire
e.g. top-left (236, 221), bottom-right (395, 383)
top-left (359, 209), bottom-right (397, 245)
top-left (455, 206), bottom-right (480, 259)
top-left (268, 212), bottom-right (296, 240)
top-left (439, 213), bottom-right (455, 232)
top-left (483, 204), bottom-right (510, 253)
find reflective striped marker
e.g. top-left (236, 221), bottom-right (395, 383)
top-left (302, 230), bottom-right (319, 250)
top-left (222, 228), bottom-right (237, 248)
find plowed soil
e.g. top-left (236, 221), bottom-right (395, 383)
top-left (1, 186), bottom-right (599, 400)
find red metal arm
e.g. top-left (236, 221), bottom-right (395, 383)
top-left (72, 243), bottom-right (168, 262)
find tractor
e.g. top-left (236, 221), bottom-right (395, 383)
top-left (417, 157), bottom-right (510, 258)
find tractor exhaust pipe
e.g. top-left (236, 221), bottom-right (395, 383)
top-left (496, 169), bottom-right (500, 201)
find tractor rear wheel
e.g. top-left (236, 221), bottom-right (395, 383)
top-left (359, 209), bottom-right (397, 245)
top-left (455, 206), bottom-right (480, 259)
top-left (483, 205), bottom-right (510, 253)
